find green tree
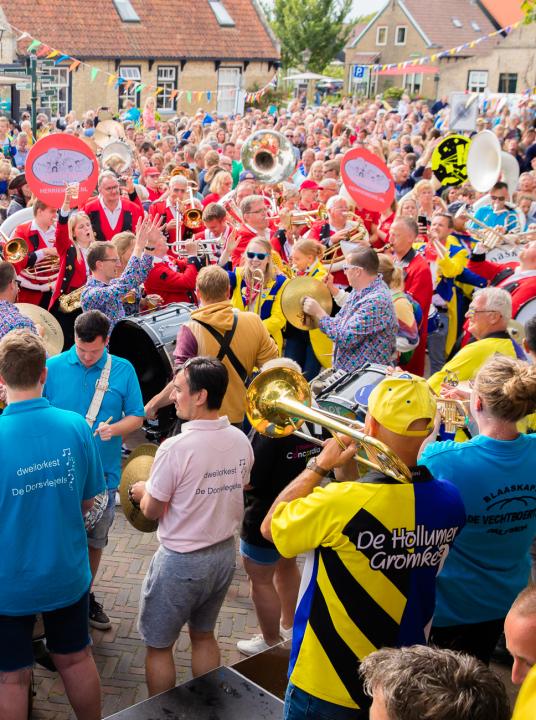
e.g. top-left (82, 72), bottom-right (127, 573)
top-left (522, 0), bottom-right (536, 23)
top-left (265, 0), bottom-right (355, 72)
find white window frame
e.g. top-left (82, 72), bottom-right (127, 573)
top-left (467, 70), bottom-right (488, 93)
top-left (39, 61), bottom-right (70, 117)
top-left (209, 0), bottom-right (235, 27)
top-left (119, 65), bottom-right (141, 108)
top-left (217, 67), bottom-right (241, 115)
top-left (395, 26), bottom-right (407, 45)
top-left (376, 26), bottom-right (388, 46)
top-left (113, 0), bottom-right (140, 22)
top-left (404, 72), bottom-right (423, 95)
top-left (157, 66), bottom-right (178, 112)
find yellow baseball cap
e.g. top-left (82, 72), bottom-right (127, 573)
top-left (368, 373), bottom-right (437, 437)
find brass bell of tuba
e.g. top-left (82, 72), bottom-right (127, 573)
top-left (241, 130), bottom-right (297, 185)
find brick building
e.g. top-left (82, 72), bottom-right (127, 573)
top-left (0, 0), bottom-right (279, 118)
top-left (345, 0), bottom-right (503, 99)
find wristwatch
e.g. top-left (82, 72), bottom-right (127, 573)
top-left (306, 458), bottom-right (330, 477)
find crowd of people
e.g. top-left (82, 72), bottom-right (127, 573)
top-left (1, 89), bottom-right (536, 720)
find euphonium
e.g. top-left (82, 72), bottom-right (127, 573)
top-left (58, 285), bottom-right (85, 313)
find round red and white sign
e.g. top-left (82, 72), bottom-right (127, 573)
top-left (341, 147), bottom-right (395, 213)
top-left (25, 134), bottom-right (98, 209)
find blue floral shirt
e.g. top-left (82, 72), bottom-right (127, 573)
top-left (81, 254), bottom-right (153, 333)
top-left (319, 276), bottom-right (397, 371)
top-left (0, 300), bottom-right (37, 341)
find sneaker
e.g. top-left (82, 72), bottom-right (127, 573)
top-left (89, 592), bottom-right (112, 630)
top-left (280, 623), bottom-right (293, 641)
top-left (237, 634), bottom-right (278, 656)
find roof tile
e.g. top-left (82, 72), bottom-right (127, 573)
top-left (3, 0), bottom-right (279, 60)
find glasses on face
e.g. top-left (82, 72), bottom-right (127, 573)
top-left (102, 185), bottom-right (120, 192)
top-left (247, 251), bottom-right (268, 260)
top-left (342, 264), bottom-right (360, 272)
top-left (245, 207), bottom-right (266, 215)
top-left (491, 195), bottom-right (507, 202)
top-left (466, 307), bottom-right (498, 317)
top-left (101, 257), bottom-right (121, 264)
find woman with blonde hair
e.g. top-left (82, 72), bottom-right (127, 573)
top-left (283, 238), bottom-right (333, 378)
top-left (110, 232), bottom-right (163, 315)
top-left (142, 95), bottom-right (156, 130)
top-left (377, 253), bottom-right (419, 363)
top-left (307, 160), bottom-right (324, 184)
top-left (229, 236), bottom-right (288, 352)
top-left (421, 355), bottom-right (536, 665)
top-left (49, 186), bottom-right (95, 347)
top-left (203, 170), bottom-right (233, 207)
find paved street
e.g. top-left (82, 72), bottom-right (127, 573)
top-left (31, 511), bottom-right (260, 719)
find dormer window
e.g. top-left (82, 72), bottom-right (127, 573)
top-left (471, 21), bottom-right (481, 31)
top-left (452, 18), bottom-right (463, 28)
top-left (209, 1), bottom-right (235, 27)
top-left (113, 0), bottom-right (140, 22)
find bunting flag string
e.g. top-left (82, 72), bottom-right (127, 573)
top-left (0, 17), bottom-right (278, 104)
top-left (368, 19), bottom-right (524, 73)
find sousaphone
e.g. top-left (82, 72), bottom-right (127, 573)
top-left (241, 130), bottom-right (297, 184)
top-left (100, 140), bottom-right (133, 175)
top-left (466, 130), bottom-right (501, 193)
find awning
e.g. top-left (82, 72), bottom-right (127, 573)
top-left (373, 65), bottom-right (439, 76)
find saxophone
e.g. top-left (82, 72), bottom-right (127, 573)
top-left (58, 285), bottom-right (84, 313)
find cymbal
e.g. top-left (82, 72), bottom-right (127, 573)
top-left (281, 276), bottom-right (333, 330)
top-left (93, 120), bottom-right (126, 149)
top-left (15, 304), bottom-right (64, 356)
top-left (119, 443), bottom-right (158, 533)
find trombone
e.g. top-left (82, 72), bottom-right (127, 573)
top-left (246, 366), bottom-right (412, 482)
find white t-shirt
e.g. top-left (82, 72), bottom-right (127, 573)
top-left (146, 416), bottom-right (253, 552)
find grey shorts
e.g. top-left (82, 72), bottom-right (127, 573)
top-left (138, 537), bottom-right (236, 648)
top-left (86, 488), bottom-right (116, 550)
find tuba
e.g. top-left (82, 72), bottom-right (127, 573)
top-left (241, 130), bottom-right (297, 185)
top-left (100, 140), bottom-right (133, 175)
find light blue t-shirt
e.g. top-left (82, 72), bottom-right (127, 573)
top-left (44, 347), bottom-right (145, 489)
top-left (421, 433), bottom-right (536, 625)
top-left (0, 398), bottom-right (104, 615)
top-left (473, 204), bottom-right (518, 233)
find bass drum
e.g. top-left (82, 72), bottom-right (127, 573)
top-left (109, 303), bottom-right (195, 403)
top-left (516, 296), bottom-right (536, 327)
top-left (311, 363), bottom-right (388, 422)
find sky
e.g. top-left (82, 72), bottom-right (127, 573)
top-left (351, 0), bottom-right (385, 19)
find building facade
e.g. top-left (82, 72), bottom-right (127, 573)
top-left (0, 0), bottom-right (279, 118)
top-left (345, 0), bottom-right (502, 99)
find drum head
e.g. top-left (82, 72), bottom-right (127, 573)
top-left (314, 364), bottom-right (387, 422)
top-left (515, 297), bottom-right (536, 327)
top-left (109, 303), bottom-right (194, 403)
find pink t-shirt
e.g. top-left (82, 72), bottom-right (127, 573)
top-left (146, 416), bottom-right (253, 552)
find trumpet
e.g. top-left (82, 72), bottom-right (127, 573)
top-left (246, 367), bottom-right (412, 482)
top-left (456, 205), bottom-right (526, 250)
top-left (279, 207), bottom-right (327, 231)
top-left (58, 285), bottom-right (85, 313)
top-left (0, 230), bottom-right (28, 263)
top-left (173, 241), bottom-right (215, 257)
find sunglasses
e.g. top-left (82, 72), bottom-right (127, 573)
top-left (247, 251), bottom-right (268, 260)
top-left (490, 195), bottom-right (507, 201)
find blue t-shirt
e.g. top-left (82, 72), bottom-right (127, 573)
top-left (473, 204), bottom-right (518, 233)
top-left (0, 398), bottom-right (104, 615)
top-left (44, 347), bottom-right (145, 489)
top-left (421, 433), bottom-right (536, 625)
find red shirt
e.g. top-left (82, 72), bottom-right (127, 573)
top-left (12, 222), bottom-right (57, 305)
top-left (49, 217), bottom-right (89, 310)
top-left (82, 197), bottom-right (144, 241)
top-left (354, 207), bottom-right (380, 234)
top-left (400, 251), bottom-right (433, 376)
top-left (144, 257), bottom-right (198, 304)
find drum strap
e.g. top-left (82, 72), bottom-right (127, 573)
top-left (193, 314), bottom-right (248, 383)
top-left (85, 354), bottom-right (112, 428)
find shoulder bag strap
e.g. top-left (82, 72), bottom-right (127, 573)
top-left (193, 313), bottom-right (248, 382)
top-left (85, 354), bottom-right (112, 428)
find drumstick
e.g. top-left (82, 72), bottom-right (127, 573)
top-left (94, 416), bottom-right (113, 436)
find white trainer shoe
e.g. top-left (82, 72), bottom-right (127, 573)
top-left (237, 634), bottom-right (277, 656)
top-left (280, 624), bottom-right (293, 641)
